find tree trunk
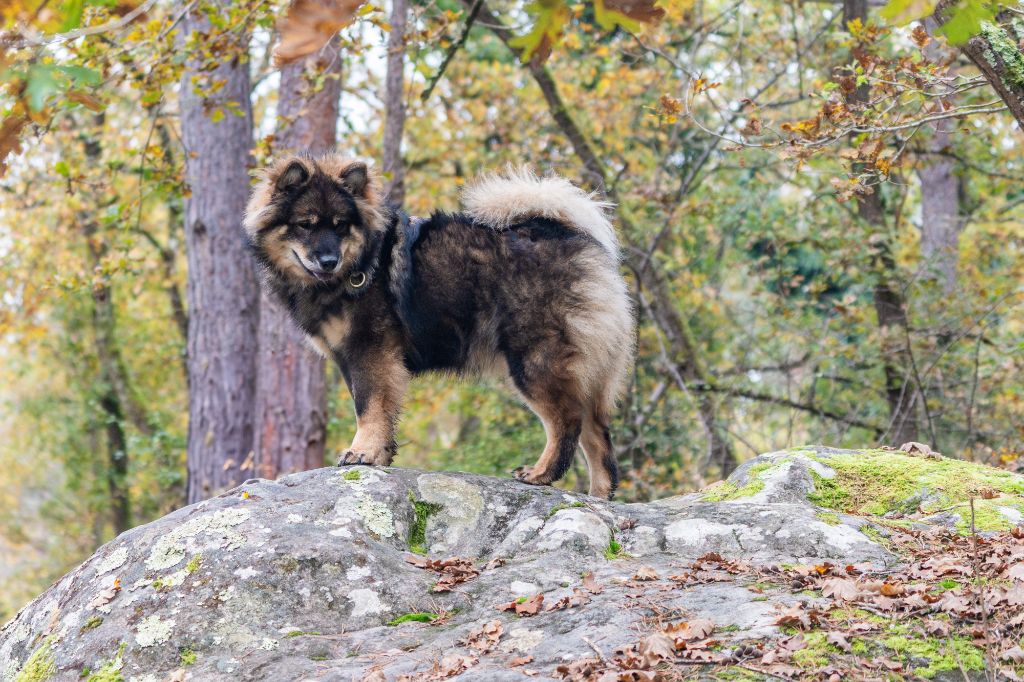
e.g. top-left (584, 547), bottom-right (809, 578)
top-left (180, 3), bottom-right (258, 503)
top-left (382, 0), bottom-right (409, 205)
top-left (916, 26), bottom-right (963, 295)
top-left (844, 0), bottom-right (919, 446)
top-left (253, 41), bottom-right (342, 480)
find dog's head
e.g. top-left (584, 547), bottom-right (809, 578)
top-left (244, 154), bottom-right (386, 286)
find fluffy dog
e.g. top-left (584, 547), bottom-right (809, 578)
top-left (243, 154), bottom-right (633, 498)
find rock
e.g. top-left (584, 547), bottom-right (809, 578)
top-left (1, 446), bottom-right (1021, 681)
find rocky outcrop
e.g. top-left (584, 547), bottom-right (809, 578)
top-left (2, 446), bottom-right (1022, 681)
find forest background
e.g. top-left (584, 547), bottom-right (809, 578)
top-left (0, 0), bottom-right (1021, 618)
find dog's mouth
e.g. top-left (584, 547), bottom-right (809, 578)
top-left (292, 250), bottom-right (336, 282)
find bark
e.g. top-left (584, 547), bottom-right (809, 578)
top-left (844, 0), bottom-right (919, 446)
top-left (381, 0), bottom-right (408, 205)
top-left (180, 3), bottom-right (259, 503)
top-left (934, 1), bottom-right (1024, 130)
top-left (253, 41), bottom-right (342, 480)
top-left (466, 0), bottom-right (738, 477)
top-left (916, 123), bottom-right (963, 295)
top-left (916, 23), bottom-right (964, 295)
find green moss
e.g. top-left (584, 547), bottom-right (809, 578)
top-left (710, 668), bottom-right (763, 681)
top-left (387, 612), bottom-right (436, 626)
top-left (284, 630), bottom-right (322, 638)
top-left (15, 637), bottom-right (57, 682)
top-left (805, 450), bottom-right (1024, 532)
top-left (343, 469), bottom-right (361, 481)
top-left (815, 510), bottom-right (841, 525)
top-left (547, 501), bottom-right (586, 518)
top-left (981, 22), bottom-right (1024, 87)
top-left (791, 631), bottom-right (832, 668)
top-left (80, 616), bottom-right (103, 633)
top-left (84, 643), bottom-right (125, 682)
top-left (882, 632), bottom-right (985, 678)
top-left (185, 555), bottom-right (202, 574)
top-left (406, 492), bottom-right (442, 555)
top-left (309, 654), bottom-right (329, 661)
top-left (703, 462), bottom-right (772, 501)
top-left (179, 648), bottom-right (196, 666)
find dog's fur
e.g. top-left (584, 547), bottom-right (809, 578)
top-left (243, 154), bottom-right (634, 498)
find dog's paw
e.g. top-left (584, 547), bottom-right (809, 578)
top-left (512, 465), bottom-right (553, 487)
top-left (337, 445), bottom-right (394, 467)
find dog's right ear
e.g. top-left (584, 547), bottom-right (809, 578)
top-left (275, 159), bottom-right (310, 194)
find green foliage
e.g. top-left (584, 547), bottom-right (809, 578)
top-left (879, 0), bottom-right (1001, 43)
top-left (84, 643), bottom-right (125, 682)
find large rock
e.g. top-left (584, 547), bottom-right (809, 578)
top-left (1, 446), bottom-right (1020, 681)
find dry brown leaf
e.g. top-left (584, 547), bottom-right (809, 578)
top-left (273, 0), bottom-right (365, 67)
top-left (633, 566), bottom-right (659, 581)
top-left (582, 571), bottom-right (604, 594)
top-left (820, 577), bottom-right (859, 601)
top-left (459, 619), bottom-right (502, 653)
top-left (826, 631), bottom-right (851, 652)
top-left (0, 111), bottom-right (28, 177)
top-left (636, 632), bottom-right (676, 667)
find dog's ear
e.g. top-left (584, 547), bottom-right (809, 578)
top-left (275, 159), bottom-right (310, 194)
top-left (339, 162), bottom-right (368, 198)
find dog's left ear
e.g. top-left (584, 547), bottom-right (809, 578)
top-left (339, 163), bottom-right (368, 198)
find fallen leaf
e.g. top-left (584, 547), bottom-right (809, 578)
top-left (509, 655), bottom-right (533, 667)
top-left (633, 566), bottom-right (659, 581)
top-left (826, 631), bottom-right (851, 652)
top-left (582, 571), bottom-right (604, 594)
top-left (821, 577), bottom-right (859, 601)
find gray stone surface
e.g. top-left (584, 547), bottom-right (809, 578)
top-left (0, 447), bottom-right (894, 681)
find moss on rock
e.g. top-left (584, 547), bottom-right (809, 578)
top-left (805, 449), bottom-right (1024, 532)
top-left (14, 637), bottom-right (56, 682)
top-left (702, 462), bottom-right (772, 501)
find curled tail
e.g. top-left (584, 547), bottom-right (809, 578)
top-left (461, 166), bottom-right (619, 259)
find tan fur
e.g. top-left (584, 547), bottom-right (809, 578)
top-left (339, 344), bottom-right (410, 466)
top-left (461, 166), bottom-right (619, 258)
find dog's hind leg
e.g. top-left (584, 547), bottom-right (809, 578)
top-left (580, 405), bottom-right (619, 499)
top-left (513, 385), bottom-right (583, 489)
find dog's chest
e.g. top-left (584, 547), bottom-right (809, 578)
top-left (307, 311), bottom-right (351, 357)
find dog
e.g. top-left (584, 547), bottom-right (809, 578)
top-left (243, 154), bottom-right (634, 498)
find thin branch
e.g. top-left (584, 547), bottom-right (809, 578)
top-left (420, 0), bottom-right (484, 102)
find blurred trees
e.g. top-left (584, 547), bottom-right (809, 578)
top-left (1, 0), bottom-right (1023, 618)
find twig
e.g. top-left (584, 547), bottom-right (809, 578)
top-left (420, 0), bottom-right (483, 102)
top-left (11, 0), bottom-right (157, 48)
top-left (580, 636), bottom-right (608, 666)
top-left (969, 498), bottom-right (997, 681)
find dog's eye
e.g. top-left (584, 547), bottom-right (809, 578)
top-left (293, 220), bottom-right (313, 230)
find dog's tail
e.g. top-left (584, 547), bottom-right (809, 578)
top-left (461, 166), bottom-right (619, 259)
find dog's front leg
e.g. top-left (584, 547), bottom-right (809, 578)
top-left (335, 347), bottom-right (409, 466)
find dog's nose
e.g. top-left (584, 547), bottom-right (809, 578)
top-left (314, 253), bottom-right (339, 271)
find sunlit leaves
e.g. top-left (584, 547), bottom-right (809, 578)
top-left (511, 0), bottom-right (665, 64)
top-left (508, 0), bottom-right (572, 65)
top-left (593, 0), bottom-right (666, 32)
top-left (879, 0), bottom-right (1002, 43)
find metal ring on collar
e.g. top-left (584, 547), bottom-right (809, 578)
top-left (349, 271), bottom-right (367, 288)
